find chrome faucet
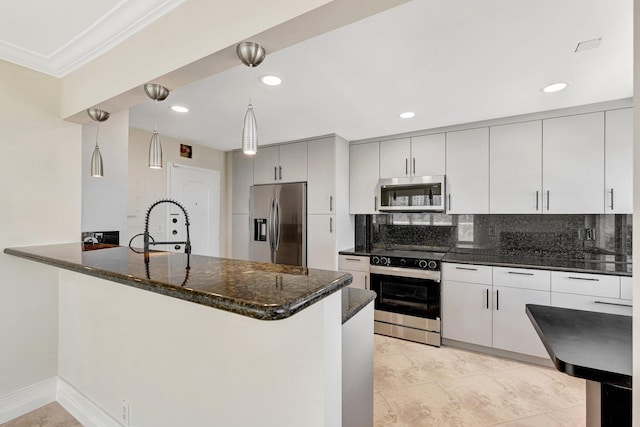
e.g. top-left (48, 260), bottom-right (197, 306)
top-left (143, 199), bottom-right (192, 259)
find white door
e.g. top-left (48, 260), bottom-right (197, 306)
top-left (307, 137), bottom-right (335, 214)
top-left (441, 280), bottom-right (492, 347)
top-left (605, 108), bottom-right (633, 214)
top-left (349, 142), bottom-right (380, 214)
top-left (253, 145), bottom-right (279, 184)
top-left (278, 141), bottom-right (308, 183)
top-left (490, 121), bottom-right (542, 213)
top-left (411, 133), bottom-right (445, 177)
top-left (168, 163), bottom-right (220, 257)
top-left (379, 138), bottom-right (411, 179)
top-left (542, 112), bottom-right (605, 213)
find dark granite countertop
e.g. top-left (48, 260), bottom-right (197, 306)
top-left (338, 248), bottom-right (372, 257)
top-left (341, 287), bottom-right (376, 324)
top-left (526, 304), bottom-right (632, 388)
top-left (4, 243), bottom-right (352, 321)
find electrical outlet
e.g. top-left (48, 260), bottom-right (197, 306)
top-left (121, 400), bottom-right (130, 425)
top-left (585, 228), bottom-right (595, 241)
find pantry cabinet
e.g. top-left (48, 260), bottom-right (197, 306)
top-left (308, 137), bottom-right (336, 214)
top-left (349, 142), bottom-right (380, 214)
top-left (604, 108), bottom-right (633, 214)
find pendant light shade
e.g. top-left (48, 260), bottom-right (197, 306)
top-left (148, 130), bottom-right (163, 169)
top-left (143, 83), bottom-right (170, 169)
top-left (86, 108), bottom-right (110, 178)
top-left (236, 42), bottom-right (266, 155)
top-left (242, 104), bottom-right (257, 155)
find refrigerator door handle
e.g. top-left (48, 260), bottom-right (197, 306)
top-left (275, 198), bottom-right (281, 252)
top-left (268, 197), bottom-right (275, 255)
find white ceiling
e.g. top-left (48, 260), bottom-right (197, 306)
top-left (0, 0), bottom-right (184, 77)
top-left (128, 0), bottom-right (633, 152)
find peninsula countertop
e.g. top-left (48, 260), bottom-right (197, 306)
top-left (4, 243), bottom-right (352, 321)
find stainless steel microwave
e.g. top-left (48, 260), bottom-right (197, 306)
top-left (376, 176), bottom-right (446, 212)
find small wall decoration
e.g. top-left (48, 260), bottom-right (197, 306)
top-left (180, 144), bottom-right (192, 158)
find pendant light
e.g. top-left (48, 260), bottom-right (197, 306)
top-left (236, 42), bottom-right (266, 155)
top-left (87, 108), bottom-right (110, 177)
top-left (143, 83), bottom-right (170, 169)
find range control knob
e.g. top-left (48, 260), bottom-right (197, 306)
top-left (381, 257), bottom-right (391, 266)
top-left (371, 256), bottom-right (379, 265)
top-left (418, 260), bottom-right (428, 269)
top-left (428, 260), bottom-right (438, 270)
top-left (400, 258), bottom-right (407, 266)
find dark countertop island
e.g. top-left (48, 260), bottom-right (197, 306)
top-left (4, 243), bottom-right (352, 321)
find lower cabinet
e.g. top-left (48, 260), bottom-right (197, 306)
top-left (550, 271), bottom-right (632, 316)
top-left (442, 280), bottom-right (492, 347)
top-left (338, 255), bottom-right (370, 290)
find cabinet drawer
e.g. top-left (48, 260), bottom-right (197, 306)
top-left (492, 267), bottom-right (550, 291)
top-left (551, 292), bottom-right (632, 316)
top-left (551, 271), bottom-right (619, 298)
top-left (442, 263), bottom-right (492, 285)
top-left (338, 255), bottom-right (370, 273)
top-left (620, 277), bottom-right (633, 301)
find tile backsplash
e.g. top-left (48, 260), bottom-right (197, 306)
top-left (356, 214), bottom-right (631, 257)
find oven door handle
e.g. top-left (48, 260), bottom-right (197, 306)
top-left (370, 265), bottom-right (440, 281)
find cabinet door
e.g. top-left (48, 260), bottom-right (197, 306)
top-left (551, 292), bottom-right (632, 316)
top-left (308, 138), bottom-right (335, 214)
top-left (379, 138), bottom-right (411, 179)
top-left (411, 133), bottom-right (445, 176)
top-left (445, 127), bottom-right (489, 214)
top-left (232, 151), bottom-right (254, 214)
top-left (605, 108), bottom-right (633, 214)
top-left (278, 141), bottom-right (308, 183)
top-left (442, 280), bottom-right (492, 347)
top-left (349, 142), bottom-right (380, 214)
top-left (253, 145), bottom-right (279, 185)
top-left (307, 214), bottom-right (336, 270)
top-left (542, 112), bottom-right (604, 213)
top-left (492, 286), bottom-right (550, 359)
top-left (231, 214), bottom-right (250, 260)
top-left (346, 271), bottom-right (369, 290)
top-left (490, 121), bottom-right (542, 213)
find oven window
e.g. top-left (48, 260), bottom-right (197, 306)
top-left (372, 274), bottom-right (440, 319)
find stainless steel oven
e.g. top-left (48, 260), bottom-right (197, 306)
top-left (369, 251), bottom-right (442, 346)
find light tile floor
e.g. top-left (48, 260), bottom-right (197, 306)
top-left (374, 335), bottom-right (586, 427)
top-left (3, 336), bottom-right (586, 427)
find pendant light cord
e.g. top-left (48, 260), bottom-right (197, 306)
top-left (154, 99), bottom-right (158, 132)
top-left (95, 121), bottom-right (100, 148)
top-left (248, 64), bottom-right (253, 105)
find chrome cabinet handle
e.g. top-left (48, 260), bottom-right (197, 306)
top-left (610, 188), bottom-right (614, 210)
top-left (365, 275), bottom-right (368, 290)
top-left (536, 190), bottom-right (539, 211)
top-left (405, 158), bottom-right (408, 175)
top-left (448, 194), bottom-right (451, 210)
top-left (456, 266), bottom-right (478, 271)
top-left (329, 195), bottom-right (333, 212)
top-left (486, 289), bottom-right (489, 309)
top-left (279, 166), bottom-right (282, 180)
top-left (546, 190), bottom-right (550, 211)
top-left (507, 271), bottom-right (534, 276)
top-left (274, 166), bottom-right (277, 181)
top-left (329, 217), bottom-right (333, 233)
top-left (594, 300), bottom-right (632, 308)
top-left (374, 196), bottom-right (378, 211)
top-left (567, 276), bottom-right (599, 281)
top-left (413, 158), bottom-right (416, 175)
top-left (345, 258), bottom-right (361, 262)
top-left (496, 289), bottom-right (499, 311)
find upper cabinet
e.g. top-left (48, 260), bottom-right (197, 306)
top-left (350, 142), bottom-right (380, 214)
top-left (308, 137), bottom-right (336, 214)
top-left (253, 142), bottom-right (307, 184)
top-left (378, 134), bottom-right (445, 179)
top-left (232, 151), bottom-right (254, 215)
top-left (542, 112), bottom-right (604, 214)
top-left (605, 108), bottom-right (633, 214)
top-left (489, 121), bottom-right (542, 214)
top-left (446, 127), bottom-right (489, 214)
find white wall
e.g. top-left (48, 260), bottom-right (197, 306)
top-left (0, 60), bottom-right (81, 396)
top-left (126, 127), bottom-right (226, 254)
top-left (81, 109), bottom-right (129, 234)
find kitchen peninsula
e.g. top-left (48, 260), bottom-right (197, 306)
top-left (4, 243), bottom-right (367, 427)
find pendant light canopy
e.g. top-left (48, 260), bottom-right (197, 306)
top-left (144, 83), bottom-right (170, 169)
top-left (87, 108), bottom-right (110, 178)
top-left (236, 42), bottom-right (266, 155)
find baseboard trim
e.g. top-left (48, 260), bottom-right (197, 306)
top-left (57, 377), bottom-right (122, 427)
top-left (442, 338), bottom-right (554, 367)
top-left (0, 377), bottom-right (57, 424)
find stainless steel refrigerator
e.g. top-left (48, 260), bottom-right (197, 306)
top-left (250, 183), bottom-right (306, 266)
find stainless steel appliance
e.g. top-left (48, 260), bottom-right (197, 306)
top-left (369, 250), bottom-right (444, 346)
top-left (376, 175), bottom-right (446, 212)
top-left (250, 183), bottom-right (306, 266)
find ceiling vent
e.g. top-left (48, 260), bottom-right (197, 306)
top-left (575, 38), bottom-right (602, 52)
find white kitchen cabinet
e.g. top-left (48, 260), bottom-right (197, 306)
top-left (551, 271), bottom-right (620, 298)
top-left (308, 137), bottom-right (336, 214)
top-left (542, 112), bottom-right (605, 214)
top-left (338, 255), bottom-right (370, 290)
top-left (442, 279), bottom-right (493, 347)
top-left (253, 142), bottom-right (307, 184)
top-left (621, 277), bottom-right (633, 300)
top-left (492, 286), bottom-right (550, 358)
top-left (605, 108), bottom-right (633, 214)
top-left (379, 138), bottom-right (411, 179)
top-left (232, 151), bottom-right (254, 214)
top-left (445, 127), bottom-right (489, 214)
top-left (349, 142), bottom-right (380, 214)
top-left (551, 292), bottom-right (632, 316)
top-left (231, 214), bottom-right (250, 260)
top-left (307, 214), bottom-right (336, 270)
top-left (489, 121), bottom-right (542, 213)
top-left (411, 133), bottom-right (446, 177)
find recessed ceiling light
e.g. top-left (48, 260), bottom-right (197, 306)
top-left (170, 105), bottom-right (189, 113)
top-left (399, 112), bottom-right (415, 119)
top-left (260, 75), bottom-right (282, 86)
top-left (541, 82), bottom-right (568, 93)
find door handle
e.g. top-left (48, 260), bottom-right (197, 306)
top-left (405, 158), bottom-right (408, 175)
top-left (535, 190), bottom-right (539, 211)
top-left (413, 158), bottom-right (416, 175)
top-left (456, 266), bottom-right (477, 271)
top-left (507, 271), bottom-right (534, 276)
top-left (279, 166), bottom-right (282, 180)
top-left (448, 194), bottom-right (451, 210)
top-left (594, 300), bottom-right (632, 308)
top-left (365, 275), bottom-right (368, 290)
top-left (345, 258), bottom-right (361, 262)
top-left (274, 166), bottom-right (277, 181)
top-left (329, 217), bottom-right (333, 233)
top-left (374, 196), bottom-right (378, 211)
top-left (496, 289), bottom-right (499, 311)
top-left (485, 289), bottom-right (489, 309)
top-left (275, 199), bottom-right (281, 251)
top-left (546, 190), bottom-right (550, 211)
top-left (610, 188), bottom-right (614, 210)
top-left (567, 276), bottom-right (599, 281)
top-left (329, 195), bottom-right (333, 212)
